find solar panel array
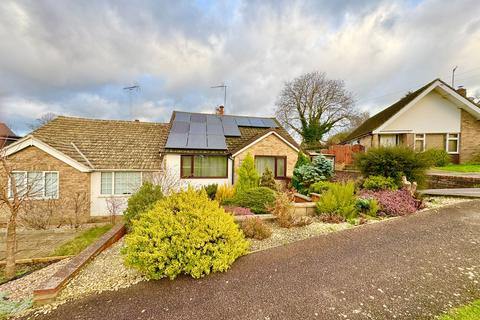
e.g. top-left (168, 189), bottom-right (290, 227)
top-left (165, 112), bottom-right (279, 150)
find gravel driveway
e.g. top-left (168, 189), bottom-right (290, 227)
top-left (22, 200), bottom-right (480, 320)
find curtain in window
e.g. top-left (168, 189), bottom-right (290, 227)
top-left (45, 172), bottom-right (58, 198)
top-left (181, 156), bottom-right (193, 177)
top-left (101, 172), bottom-right (113, 195)
top-left (114, 172), bottom-right (141, 195)
top-left (193, 156), bottom-right (227, 177)
top-left (255, 156), bottom-right (275, 176)
top-left (276, 158), bottom-right (286, 177)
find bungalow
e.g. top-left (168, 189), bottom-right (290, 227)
top-left (343, 79), bottom-right (480, 163)
top-left (1, 108), bottom-right (299, 219)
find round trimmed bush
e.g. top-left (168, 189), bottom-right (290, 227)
top-left (223, 187), bottom-right (276, 214)
top-left (123, 188), bottom-right (249, 280)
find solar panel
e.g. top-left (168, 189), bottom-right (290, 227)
top-left (165, 133), bottom-right (188, 148)
top-left (171, 121), bottom-right (189, 133)
top-left (207, 134), bottom-right (227, 149)
top-left (206, 115), bottom-right (222, 124)
top-left (191, 114), bottom-right (207, 123)
top-left (175, 112), bottom-right (190, 122)
top-left (261, 118), bottom-right (278, 128)
top-left (248, 118), bottom-right (265, 127)
top-left (207, 123), bottom-right (223, 135)
top-left (189, 122), bottom-right (206, 134)
top-left (220, 116), bottom-right (236, 125)
top-left (234, 117), bottom-right (251, 126)
top-left (223, 123), bottom-right (241, 136)
top-left (186, 134), bottom-right (207, 149)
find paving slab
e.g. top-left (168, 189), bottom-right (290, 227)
top-left (419, 188), bottom-right (480, 198)
top-left (22, 200), bottom-right (480, 320)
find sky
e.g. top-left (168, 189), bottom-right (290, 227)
top-left (1, 0), bottom-right (479, 135)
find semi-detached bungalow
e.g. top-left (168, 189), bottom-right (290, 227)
top-left (343, 78), bottom-right (480, 163)
top-left (2, 109), bottom-right (300, 220)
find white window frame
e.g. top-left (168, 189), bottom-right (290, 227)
top-left (9, 171), bottom-right (59, 200)
top-left (100, 171), bottom-right (143, 196)
top-left (414, 134), bottom-right (426, 152)
top-left (446, 133), bottom-right (460, 154)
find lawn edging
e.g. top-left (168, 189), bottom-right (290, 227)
top-left (32, 223), bottom-right (126, 306)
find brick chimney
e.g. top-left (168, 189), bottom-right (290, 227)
top-left (456, 86), bottom-right (467, 97)
top-left (216, 105), bottom-right (225, 116)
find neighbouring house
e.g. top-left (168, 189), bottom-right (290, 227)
top-left (0, 123), bottom-right (21, 148)
top-left (1, 108), bottom-right (299, 218)
top-left (343, 79), bottom-right (480, 163)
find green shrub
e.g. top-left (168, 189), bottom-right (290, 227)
top-left (215, 183), bottom-right (236, 204)
top-left (236, 153), bottom-right (259, 194)
top-left (420, 148), bottom-right (451, 167)
top-left (223, 187), bottom-right (276, 214)
top-left (241, 217), bottom-right (272, 240)
top-left (355, 198), bottom-right (379, 217)
top-left (362, 175), bottom-right (398, 191)
top-left (293, 155), bottom-right (334, 194)
top-left (292, 151), bottom-right (311, 192)
top-left (124, 182), bottom-right (164, 229)
top-left (308, 181), bottom-right (337, 194)
top-left (203, 184), bottom-right (218, 200)
top-left (315, 182), bottom-right (358, 219)
top-left (354, 146), bottom-right (429, 186)
top-left (259, 167), bottom-right (277, 190)
top-left (123, 188), bottom-right (249, 280)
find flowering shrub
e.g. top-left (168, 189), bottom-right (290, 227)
top-left (241, 217), bottom-right (272, 240)
top-left (223, 206), bottom-right (254, 216)
top-left (123, 188), bottom-right (249, 280)
top-left (359, 189), bottom-right (421, 216)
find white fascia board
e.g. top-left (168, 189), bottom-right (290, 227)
top-left (3, 135), bottom-right (92, 172)
top-left (232, 131), bottom-right (299, 157)
top-left (436, 82), bottom-right (480, 119)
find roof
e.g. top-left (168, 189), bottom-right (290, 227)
top-left (162, 111), bottom-right (299, 155)
top-left (344, 79), bottom-right (438, 142)
top-left (30, 116), bottom-right (169, 170)
top-left (0, 123), bottom-right (18, 138)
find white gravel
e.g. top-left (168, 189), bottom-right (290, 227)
top-left (422, 196), bottom-right (472, 210)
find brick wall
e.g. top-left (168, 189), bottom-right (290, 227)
top-left (460, 110), bottom-right (480, 163)
top-left (233, 133), bottom-right (298, 182)
top-left (0, 146), bottom-right (91, 223)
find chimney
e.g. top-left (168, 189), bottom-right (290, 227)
top-left (456, 86), bottom-right (467, 97)
top-left (134, 119), bottom-right (140, 122)
top-left (216, 105), bottom-right (225, 116)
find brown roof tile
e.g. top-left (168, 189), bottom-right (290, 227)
top-left (32, 116), bottom-right (169, 170)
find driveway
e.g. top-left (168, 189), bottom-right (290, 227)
top-left (25, 201), bottom-right (480, 320)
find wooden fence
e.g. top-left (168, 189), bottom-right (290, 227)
top-left (321, 144), bottom-right (364, 166)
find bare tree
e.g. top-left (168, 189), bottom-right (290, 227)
top-left (144, 163), bottom-right (184, 195)
top-left (326, 111), bottom-right (370, 146)
top-left (20, 198), bottom-right (59, 230)
top-left (28, 113), bottom-right (56, 131)
top-left (0, 144), bottom-right (47, 279)
top-left (275, 72), bottom-right (357, 149)
top-left (105, 196), bottom-right (124, 225)
top-left (67, 192), bottom-right (89, 229)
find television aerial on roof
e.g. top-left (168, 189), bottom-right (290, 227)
top-left (123, 83), bottom-right (141, 119)
top-left (211, 83), bottom-right (227, 108)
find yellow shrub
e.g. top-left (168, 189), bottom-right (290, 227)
top-left (215, 183), bottom-right (236, 204)
top-left (123, 188), bottom-right (249, 280)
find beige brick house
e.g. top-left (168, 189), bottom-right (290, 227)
top-left (344, 79), bottom-right (480, 163)
top-left (2, 110), bottom-right (299, 217)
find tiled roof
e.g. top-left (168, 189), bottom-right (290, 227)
top-left (344, 79), bottom-right (439, 142)
top-left (31, 116), bottom-right (169, 170)
top-left (0, 123), bottom-right (18, 138)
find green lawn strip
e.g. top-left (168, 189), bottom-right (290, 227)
top-left (52, 224), bottom-right (113, 256)
top-left (434, 165), bottom-right (480, 173)
top-left (438, 300), bottom-right (480, 320)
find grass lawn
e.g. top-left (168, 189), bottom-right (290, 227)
top-left (434, 164), bottom-right (480, 173)
top-left (438, 300), bottom-right (480, 319)
top-left (52, 224), bottom-right (113, 256)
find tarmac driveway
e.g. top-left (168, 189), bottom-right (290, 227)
top-left (26, 201), bottom-right (480, 320)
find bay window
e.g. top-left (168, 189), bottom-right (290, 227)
top-left (255, 156), bottom-right (286, 178)
top-left (446, 133), bottom-right (459, 154)
top-left (9, 171), bottom-right (59, 199)
top-left (180, 155), bottom-right (228, 178)
top-left (100, 172), bottom-right (142, 195)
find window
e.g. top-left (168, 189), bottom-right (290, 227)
top-left (180, 155), bottom-right (228, 178)
top-left (414, 134), bottom-right (425, 152)
top-left (9, 171), bottom-right (58, 199)
top-left (255, 156), bottom-right (287, 178)
top-left (379, 134), bottom-right (399, 147)
top-left (100, 172), bottom-right (141, 195)
top-left (446, 133), bottom-right (459, 154)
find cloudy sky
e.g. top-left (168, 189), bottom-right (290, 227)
top-left (1, 0), bottom-right (479, 135)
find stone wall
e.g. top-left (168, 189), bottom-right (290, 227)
top-left (233, 133), bottom-right (298, 182)
top-left (0, 146), bottom-right (91, 224)
top-left (427, 173), bottom-right (480, 189)
top-left (460, 110), bottom-right (480, 163)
